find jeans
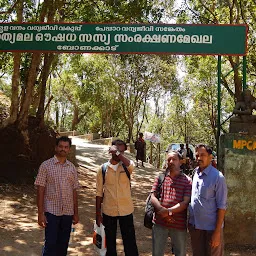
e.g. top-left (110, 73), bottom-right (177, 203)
top-left (42, 212), bottom-right (73, 256)
top-left (103, 213), bottom-right (139, 256)
top-left (152, 224), bottom-right (187, 256)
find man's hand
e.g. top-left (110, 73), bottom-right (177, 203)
top-left (96, 214), bottom-right (103, 227)
top-left (156, 207), bottom-right (175, 224)
top-left (38, 213), bottom-right (47, 228)
top-left (73, 213), bottom-right (79, 225)
top-left (210, 230), bottom-right (221, 247)
top-left (162, 215), bottom-right (175, 225)
top-left (109, 145), bottom-right (118, 154)
top-left (156, 207), bottom-right (169, 219)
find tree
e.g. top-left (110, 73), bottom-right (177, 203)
top-left (107, 54), bottom-right (178, 142)
top-left (0, 0), bottom-right (165, 182)
top-left (174, 0), bottom-right (256, 100)
top-left (1, 0), bottom-right (164, 133)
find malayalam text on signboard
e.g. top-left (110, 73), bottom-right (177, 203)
top-left (0, 23), bottom-right (248, 55)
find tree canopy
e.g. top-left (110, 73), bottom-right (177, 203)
top-left (0, 0), bottom-right (256, 172)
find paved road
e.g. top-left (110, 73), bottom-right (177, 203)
top-left (72, 137), bottom-right (110, 170)
top-left (69, 136), bottom-right (163, 255)
top-left (71, 136), bottom-right (155, 172)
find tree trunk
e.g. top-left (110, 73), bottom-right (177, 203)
top-left (1, 53), bottom-right (21, 128)
top-left (71, 105), bottom-right (79, 131)
top-left (17, 0), bottom-right (59, 132)
top-left (228, 56), bottom-right (242, 100)
top-left (71, 105), bottom-right (87, 131)
top-left (18, 53), bottom-right (41, 131)
top-left (36, 53), bottom-right (54, 128)
top-left (1, 1), bottom-right (23, 128)
top-left (127, 123), bottom-right (133, 143)
top-left (9, 52), bottom-right (21, 122)
top-left (55, 100), bottom-right (59, 128)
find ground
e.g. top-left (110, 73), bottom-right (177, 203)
top-left (0, 138), bottom-right (255, 255)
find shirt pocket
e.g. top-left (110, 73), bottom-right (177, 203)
top-left (119, 171), bottom-right (129, 184)
top-left (66, 171), bottom-right (75, 186)
top-left (105, 170), bottom-right (116, 185)
top-left (47, 171), bottom-right (56, 184)
top-left (199, 184), bottom-right (209, 199)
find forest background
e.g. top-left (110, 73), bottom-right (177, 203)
top-left (0, 0), bottom-right (256, 182)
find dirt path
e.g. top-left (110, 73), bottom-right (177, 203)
top-left (0, 139), bottom-right (255, 255)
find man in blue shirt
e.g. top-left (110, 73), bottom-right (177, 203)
top-left (189, 144), bottom-right (227, 256)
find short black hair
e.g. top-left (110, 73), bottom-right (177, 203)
top-left (112, 139), bottom-right (127, 151)
top-left (195, 144), bottom-right (212, 155)
top-left (139, 132), bottom-right (143, 137)
top-left (56, 136), bottom-right (72, 147)
top-left (167, 150), bottom-right (182, 160)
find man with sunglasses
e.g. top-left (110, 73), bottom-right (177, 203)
top-left (95, 139), bottom-right (139, 256)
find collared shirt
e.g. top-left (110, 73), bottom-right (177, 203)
top-left (34, 156), bottom-right (79, 216)
top-left (151, 172), bottom-right (192, 230)
top-left (189, 165), bottom-right (227, 230)
top-left (96, 161), bottom-right (135, 217)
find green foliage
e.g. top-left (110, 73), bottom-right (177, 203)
top-left (61, 0), bottom-right (163, 23)
top-left (48, 53), bottom-right (179, 143)
top-left (3, 0), bottom-right (256, 164)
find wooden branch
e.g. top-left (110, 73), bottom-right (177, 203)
top-left (0, 0), bottom-right (20, 15)
top-left (198, 0), bottom-right (218, 23)
top-left (184, 0), bottom-right (216, 23)
top-left (221, 76), bottom-right (235, 98)
top-left (234, 0), bottom-right (240, 23)
top-left (43, 95), bottom-right (54, 115)
top-left (78, 112), bottom-right (87, 123)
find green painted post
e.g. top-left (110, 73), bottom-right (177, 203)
top-left (243, 56), bottom-right (247, 90)
top-left (217, 55), bottom-right (221, 168)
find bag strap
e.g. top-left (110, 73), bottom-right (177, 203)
top-left (121, 163), bottom-right (131, 181)
top-left (146, 171), bottom-right (166, 204)
top-left (102, 162), bottom-right (130, 185)
top-left (102, 162), bottom-right (109, 185)
top-left (156, 173), bottom-right (165, 198)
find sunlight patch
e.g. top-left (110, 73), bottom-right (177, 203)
top-left (2, 246), bottom-right (19, 252)
top-left (79, 237), bottom-right (92, 246)
top-left (15, 239), bottom-right (27, 245)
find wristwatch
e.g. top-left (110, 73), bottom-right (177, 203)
top-left (116, 150), bottom-right (121, 156)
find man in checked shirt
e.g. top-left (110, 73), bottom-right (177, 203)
top-left (150, 150), bottom-right (192, 256)
top-left (35, 136), bottom-right (79, 256)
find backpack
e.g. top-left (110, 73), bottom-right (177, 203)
top-left (102, 162), bottom-right (130, 186)
top-left (144, 172), bottom-right (166, 229)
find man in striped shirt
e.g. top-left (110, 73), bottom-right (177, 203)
top-left (35, 136), bottom-right (79, 256)
top-left (151, 150), bottom-right (192, 256)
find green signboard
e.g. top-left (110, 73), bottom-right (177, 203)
top-left (0, 23), bottom-right (247, 55)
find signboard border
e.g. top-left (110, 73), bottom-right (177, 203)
top-left (0, 22), bottom-right (248, 56)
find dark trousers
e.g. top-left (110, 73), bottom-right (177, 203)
top-left (42, 212), bottom-right (73, 256)
top-left (189, 224), bottom-right (224, 256)
top-left (103, 213), bottom-right (139, 256)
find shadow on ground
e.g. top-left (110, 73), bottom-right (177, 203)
top-left (0, 138), bottom-right (255, 255)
